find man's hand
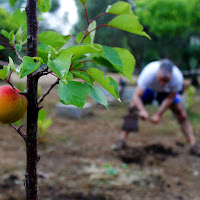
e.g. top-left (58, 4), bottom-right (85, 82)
top-left (139, 110), bottom-right (149, 120)
top-left (150, 113), bottom-right (161, 124)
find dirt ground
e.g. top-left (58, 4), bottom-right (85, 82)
top-left (0, 78), bottom-right (200, 200)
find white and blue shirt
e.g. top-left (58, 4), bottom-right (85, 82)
top-left (137, 61), bottom-right (183, 93)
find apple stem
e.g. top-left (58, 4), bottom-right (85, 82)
top-left (8, 70), bottom-right (13, 81)
top-left (6, 79), bottom-right (15, 90)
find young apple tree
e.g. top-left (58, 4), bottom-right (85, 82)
top-left (0, 0), bottom-right (149, 199)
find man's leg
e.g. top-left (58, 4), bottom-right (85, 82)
top-left (111, 130), bottom-right (129, 150)
top-left (170, 102), bottom-right (200, 156)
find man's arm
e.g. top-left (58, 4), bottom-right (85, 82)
top-left (130, 87), bottom-right (149, 120)
top-left (151, 92), bottom-right (176, 124)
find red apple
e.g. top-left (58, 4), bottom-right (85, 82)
top-left (0, 85), bottom-right (28, 124)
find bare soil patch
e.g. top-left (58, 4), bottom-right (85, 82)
top-left (114, 143), bottom-right (178, 164)
top-left (0, 81), bottom-right (200, 200)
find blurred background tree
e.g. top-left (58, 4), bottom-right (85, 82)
top-left (0, 7), bottom-right (18, 31)
top-left (135, 0), bottom-right (200, 70)
top-left (0, 0), bottom-right (60, 63)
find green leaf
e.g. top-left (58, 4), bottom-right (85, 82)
top-left (71, 55), bottom-right (86, 69)
top-left (108, 15), bottom-right (150, 39)
top-left (68, 44), bottom-right (103, 55)
top-left (87, 68), bottom-right (120, 100)
top-left (20, 57), bottom-right (41, 78)
top-left (9, 30), bottom-right (15, 45)
top-left (88, 20), bottom-right (97, 43)
top-left (79, 0), bottom-right (87, 4)
top-left (47, 50), bottom-right (73, 83)
top-left (16, 44), bottom-right (22, 52)
top-left (33, 57), bottom-right (44, 63)
top-left (0, 45), bottom-right (5, 50)
top-left (38, 109), bottom-right (46, 122)
top-left (66, 72), bottom-right (73, 81)
top-left (92, 46), bottom-right (123, 73)
top-left (113, 47), bottom-right (135, 81)
top-left (58, 81), bottom-right (89, 109)
top-left (71, 70), bottom-right (94, 85)
top-left (102, 46), bottom-right (122, 67)
top-left (5, 65), bottom-right (10, 76)
top-left (16, 63), bottom-right (23, 75)
top-left (9, 0), bottom-right (17, 7)
top-left (1, 30), bottom-right (9, 39)
top-left (71, 63), bottom-right (84, 70)
top-left (121, 163), bottom-right (129, 169)
top-left (38, 15), bottom-right (44, 21)
top-left (12, 119), bottom-right (22, 125)
top-left (71, 55), bottom-right (87, 63)
top-left (21, 31), bottom-right (27, 45)
top-left (38, 0), bottom-right (52, 12)
top-left (38, 44), bottom-right (51, 63)
top-left (85, 83), bottom-right (108, 109)
top-left (92, 46), bottom-right (135, 81)
top-left (103, 163), bottom-right (111, 168)
top-left (12, 9), bottom-right (27, 28)
top-left (106, 167), bottom-right (118, 176)
top-left (93, 57), bottom-right (116, 70)
top-left (9, 57), bottom-right (16, 72)
top-left (50, 46), bottom-right (63, 58)
top-left (15, 26), bottom-right (26, 43)
top-left (39, 31), bottom-right (70, 51)
top-left (107, 1), bottom-right (134, 15)
top-left (76, 32), bottom-right (91, 44)
top-left (0, 66), bottom-right (10, 80)
top-left (38, 44), bottom-right (58, 63)
top-left (39, 118), bottom-right (52, 133)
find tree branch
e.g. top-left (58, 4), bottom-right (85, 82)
top-left (13, 46), bottom-right (23, 62)
top-left (0, 49), bottom-right (13, 59)
top-left (26, 0), bottom-right (39, 199)
top-left (81, 0), bottom-right (89, 24)
top-left (69, 35), bottom-right (78, 45)
top-left (90, 12), bottom-right (107, 23)
top-left (10, 124), bottom-right (26, 141)
top-left (84, 24), bottom-right (109, 39)
top-left (0, 35), bottom-right (11, 46)
top-left (38, 78), bottom-right (59, 105)
top-left (0, 43), bottom-right (10, 47)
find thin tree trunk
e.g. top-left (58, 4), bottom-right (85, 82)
top-left (25, 0), bottom-right (39, 199)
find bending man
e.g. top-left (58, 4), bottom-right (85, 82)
top-left (112, 59), bottom-right (200, 156)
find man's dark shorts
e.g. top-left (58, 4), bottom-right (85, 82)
top-left (141, 88), bottom-right (182, 105)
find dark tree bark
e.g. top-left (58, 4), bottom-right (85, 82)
top-left (25, 0), bottom-right (39, 199)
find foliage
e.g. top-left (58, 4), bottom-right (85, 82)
top-left (0, 7), bottom-right (18, 32)
top-left (0, 0), bottom-right (149, 109)
top-left (186, 85), bottom-right (196, 109)
top-left (135, 0), bottom-right (189, 37)
top-left (75, 0), bottom-right (200, 72)
top-left (38, 109), bottom-right (52, 144)
top-left (0, 0), bottom-right (148, 198)
top-left (186, 88), bottom-right (200, 128)
top-left (75, 0), bottom-right (130, 47)
top-left (0, 0), bottom-right (60, 36)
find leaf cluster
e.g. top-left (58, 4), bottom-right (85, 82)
top-left (0, 1), bottom-right (149, 110)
